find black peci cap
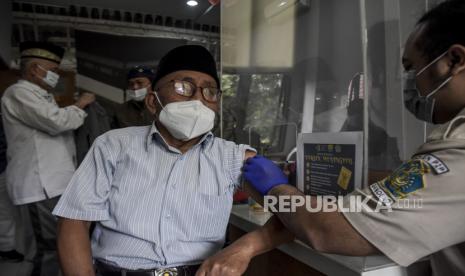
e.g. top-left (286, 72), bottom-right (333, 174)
top-left (152, 45), bottom-right (219, 88)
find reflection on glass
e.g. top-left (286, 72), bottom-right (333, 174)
top-left (217, 74), bottom-right (240, 140)
top-left (245, 74), bottom-right (284, 149)
top-left (221, 0), bottom-right (431, 187)
top-left (222, 74), bottom-right (240, 98)
top-left (222, 0), bottom-right (294, 68)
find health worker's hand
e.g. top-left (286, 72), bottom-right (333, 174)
top-left (243, 155), bottom-right (289, 196)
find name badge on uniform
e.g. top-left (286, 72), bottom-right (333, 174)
top-left (415, 154), bottom-right (449, 175)
top-left (369, 182), bottom-right (394, 207)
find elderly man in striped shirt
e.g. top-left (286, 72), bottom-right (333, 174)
top-left (53, 45), bottom-right (291, 276)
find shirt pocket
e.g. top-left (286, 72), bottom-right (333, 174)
top-left (187, 191), bottom-right (233, 242)
top-left (185, 159), bottom-right (234, 241)
top-left (197, 165), bottom-right (233, 196)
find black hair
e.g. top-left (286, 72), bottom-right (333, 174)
top-left (416, 0), bottom-right (465, 61)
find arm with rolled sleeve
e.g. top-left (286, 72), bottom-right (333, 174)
top-left (2, 86), bottom-right (87, 136)
top-left (342, 150), bottom-right (465, 266)
top-left (224, 143), bottom-right (256, 190)
top-left (53, 136), bottom-right (115, 276)
top-left (241, 152), bottom-right (465, 266)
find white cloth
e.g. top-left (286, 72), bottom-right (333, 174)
top-left (1, 80), bottom-right (87, 205)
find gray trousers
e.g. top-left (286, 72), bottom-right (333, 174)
top-left (25, 196), bottom-right (61, 276)
top-left (0, 172), bottom-right (16, 251)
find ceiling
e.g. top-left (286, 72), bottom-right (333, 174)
top-left (20, 0), bottom-right (220, 25)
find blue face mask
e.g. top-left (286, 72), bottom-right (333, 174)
top-left (402, 51), bottom-right (452, 124)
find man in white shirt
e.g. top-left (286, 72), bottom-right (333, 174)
top-left (0, 115), bottom-right (23, 263)
top-left (1, 41), bottom-right (95, 276)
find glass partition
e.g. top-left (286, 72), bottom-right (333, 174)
top-left (221, 0), bottom-right (445, 270)
top-left (221, 0), bottom-right (445, 185)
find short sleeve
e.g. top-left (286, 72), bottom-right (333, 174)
top-left (341, 149), bottom-right (465, 266)
top-left (53, 136), bottom-right (116, 221)
top-left (224, 143), bottom-right (256, 189)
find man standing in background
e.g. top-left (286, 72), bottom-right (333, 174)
top-left (1, 41), bottom-right (95, 276)
top-left (114, 66), bottom-right (155, 128)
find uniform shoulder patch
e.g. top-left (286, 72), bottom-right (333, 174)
top-left (414, 154), bottom-right (449, 175)
top-left (374, 159), bottom-right (430, 201)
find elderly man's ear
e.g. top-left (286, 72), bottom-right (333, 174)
top-left (29, 61), bottom-right (44, 79)
top-left (145, 92), bottom-right (158, 115)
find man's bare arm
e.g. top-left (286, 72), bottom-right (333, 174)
top-left (57, 218), bottom-right (95, 276)
top-left (195, 213), bottom-right (294, 276)
top-left (268, 185), bottom-right (379, 255)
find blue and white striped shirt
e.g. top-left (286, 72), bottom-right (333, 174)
top-left (53, 124), bottom-right (254, 269)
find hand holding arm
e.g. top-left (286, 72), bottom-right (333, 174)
top-left (74, 92), bottom-right (96, 110)
top-left (243, 156), bottom-right (378, 255)
top-left (242, 155), bottom-right (289, 196)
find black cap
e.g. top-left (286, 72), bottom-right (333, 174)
top-left (153, 45), bottom-right (219, 88)
top-left (19, 41), bottom-right (65, 64)
top-left (127, 66), bottom-right (156, 81)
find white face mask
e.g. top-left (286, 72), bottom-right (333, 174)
top-left (37, 65), bottom-right (60, 88)
top-left (153, 92), bottom-right (215, 141)
top-left (126, 87), bottom-right (148, 101)
top-left (402, 51), bottom-right (452, 124)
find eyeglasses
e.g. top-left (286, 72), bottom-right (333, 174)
top-left (156, 80), bottom-right (222, 103)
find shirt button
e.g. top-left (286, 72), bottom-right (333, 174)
top-left (165, 214), bottom-right (171, 219)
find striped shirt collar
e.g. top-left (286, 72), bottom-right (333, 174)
top-left (146, 123), bottom-right (214, 154)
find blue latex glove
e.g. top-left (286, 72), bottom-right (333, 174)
top-left (243, 155), bottom-right (289, 195)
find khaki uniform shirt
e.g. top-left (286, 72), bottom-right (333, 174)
top-left (342, 108), bottom-right (465, 276)
top-left (1, 80), bottom-right (87, 205)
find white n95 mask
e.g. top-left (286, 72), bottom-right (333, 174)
top-left (37, 65), bottom-right (60, 88)
top-left (126, 87), bottom-right (148, 101)
top-left (153, 92), bottom-right (215, 141)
